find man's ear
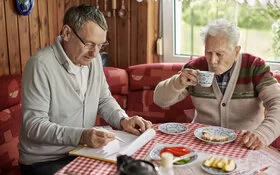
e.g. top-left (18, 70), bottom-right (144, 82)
top-left (61, 25), bottom-right (71, 41)
top-left (235, 45), bottom-right (241, 57)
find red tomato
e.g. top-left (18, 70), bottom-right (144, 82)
top-left (160, 146), bottom-right (190, 156)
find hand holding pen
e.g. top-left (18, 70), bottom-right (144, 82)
top-left (79, 127), bottom-right (121, 148)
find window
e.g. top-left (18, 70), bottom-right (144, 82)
top-left (162, 0), bottom-right (280, 70)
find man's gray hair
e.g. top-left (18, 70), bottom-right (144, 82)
top-left (63, 4), bottom-right (108, 32)
top-left (200, 18), bottom-right (240, 49)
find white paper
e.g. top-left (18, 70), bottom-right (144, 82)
top-left (70, 128), bottom-right (156, 163)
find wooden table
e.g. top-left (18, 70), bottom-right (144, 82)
top-left (55, 123), bottom-right (280, 175)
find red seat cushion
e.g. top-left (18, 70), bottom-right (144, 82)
top-left (103, 67), bottom-right (128, 95)
top-left (128, 63), bottom-right (184, 91)
top-left (0, 104), bottom-right (22, 174)
top-left (0, 75), bottom-right (21, 111)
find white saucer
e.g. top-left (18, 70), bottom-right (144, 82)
top-left (158, 123), bottom-right (188, 135)
top-left (194, 126), bottom-right (237, 144)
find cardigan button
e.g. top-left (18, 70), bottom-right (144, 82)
top-left (222, 103), bottom-right (226, 107)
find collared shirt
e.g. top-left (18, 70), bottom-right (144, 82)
top-left (65, 58), bottom-right (89, 101)
top-left (215, 62), bottom-right (236, 94)
top-left (61, 39), bottom-right (89, 101)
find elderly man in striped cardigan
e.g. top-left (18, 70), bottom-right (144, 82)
top-left (154, 18), bottom-right (280, 150)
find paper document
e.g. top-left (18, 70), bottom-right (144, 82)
top-left (69, 128), bottom-right (156, 163)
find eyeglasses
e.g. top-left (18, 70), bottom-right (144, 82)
top-left (70, 26), bottom-right (109, 50)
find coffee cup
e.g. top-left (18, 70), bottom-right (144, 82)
top-left (199, 71), bottom-right (214, 87)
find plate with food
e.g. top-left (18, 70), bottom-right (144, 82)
top-left (201, 156), bottom-right (237, 175)
top-left (149, 144), bottom-right (198, 166)
top-left (194, 126), bottom-right (237, 144)
top-left (158, 123), bottom-right (188, 135)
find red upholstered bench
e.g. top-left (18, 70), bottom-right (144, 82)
top-left (0, 75), bottom-right (22, 175)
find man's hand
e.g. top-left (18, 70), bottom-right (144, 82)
top-left (179, 68), bottom-right (199, 87)
top-left (79, 128), bottom-right (116, 148)
top-left (120, 116), bottom-right (152, 136)
top-left (240, 130), bottom-right (266, 150)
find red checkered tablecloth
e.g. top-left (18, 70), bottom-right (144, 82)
top-left (56, 123), bottom-right (249, 175)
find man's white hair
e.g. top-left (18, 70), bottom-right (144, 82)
top-left (200, 18), bottom-right (240, 49)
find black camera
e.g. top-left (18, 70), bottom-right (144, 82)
top-left (117, 155), bottom-right (158, 175)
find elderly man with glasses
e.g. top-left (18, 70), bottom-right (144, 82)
top-left (19, 4), bottom-right (152, 175)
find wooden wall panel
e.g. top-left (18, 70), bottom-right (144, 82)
top-left (130, 0), bottom-right (138, 66)
top-left (148, 0), bottom-right (159, 63)
top-left (106, 0), bottom-right (117, 67)
top-left (0, 0), bottom-right (159, 76)
top-left (137, 1), bottom-right (148, 65)
top-left (65, 0), bottom-right (79, 12)
top-left (48, 0), bottom-right (58, 43)
top-left (116, 0), bottom-right (130, 68)
top-left (80, 0), bottom-right (91, 5)
top-left (5, 0), bottom-right (21, 74)
top-left (0, 0), bottom-right (9, 75)
top-left (57, 0), bottom-right (65, 33)
top-left (38, 0), bottom-right (50, 48)
top-left (18, 15), bottom-right (30, 71)
top-left (29, 0), bottom-right (40, 55)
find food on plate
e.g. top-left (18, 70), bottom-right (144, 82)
top-left (211, 157), bottom-right (221, 168)
top-left (160, 146), bottom-right (192, 165)
top-left (160, 146), bottom-right (191, 157)
top-left (203, 156), bottom-right (236, 172)
top-left (223, 159), bottom-right (236, 172)
top-left (217, 157), bottom-right (228, 169)
top-left (203, 156), bottom-right (215, 167)
top-left (202, 129), bottom-right (229, 142)
top-left (173, 157), bottom-right (191, 165)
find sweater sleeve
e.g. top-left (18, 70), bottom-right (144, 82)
top-left (97, 61), bottom-right (128, 129)
top-left (154, 74), bottom-right (189, 108)
top-left (255, 83), bottom-right (280, 145)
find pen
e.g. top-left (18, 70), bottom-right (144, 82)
top-left (95, 127), bottom-right (125, 142)
top-left (115, 136), bottom-right (125, 143)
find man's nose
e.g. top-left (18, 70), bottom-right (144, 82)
top-left (88, 48), bottom-right (98, 57)
top-left (210, 53), bottom-right (218, 64)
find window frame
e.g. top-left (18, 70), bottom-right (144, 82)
top-left (162, 0), bottom-right (280, 71)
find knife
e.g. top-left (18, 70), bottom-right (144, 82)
top-left (256, 166), bottom-right (269, 174)
top-left (251, 166), bottom-right (269, 175)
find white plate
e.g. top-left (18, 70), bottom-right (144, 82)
top-left (194, 126), bottom-right (237, 144)
top-left (200, 162), bottom-right (237, 175)
top-left (158, 123), bottom-right (188, 134)
top-left (149, 144), bottom-right (198, 166)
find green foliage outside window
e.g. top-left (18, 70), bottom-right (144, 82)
top-left (272, 20), bottom-right (280, 57)
top-left (178, 0), bottom-right (280, 61)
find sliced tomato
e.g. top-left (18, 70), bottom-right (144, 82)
top-left (160, 146), bottom-right (190, 156)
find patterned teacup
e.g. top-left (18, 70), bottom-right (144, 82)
top-left (199, 71), bottom-right (214, 87)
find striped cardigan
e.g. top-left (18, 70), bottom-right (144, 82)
top-left (154, 53), bottom-right (280, 146)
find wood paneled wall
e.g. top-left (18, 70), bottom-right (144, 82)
top-left (0, 0), bottom-right (159, 76)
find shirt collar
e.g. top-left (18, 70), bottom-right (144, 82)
top-left (53, 36), bottom-right (88, 74)
top-left (218, 61), bottom-right (236, 78)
